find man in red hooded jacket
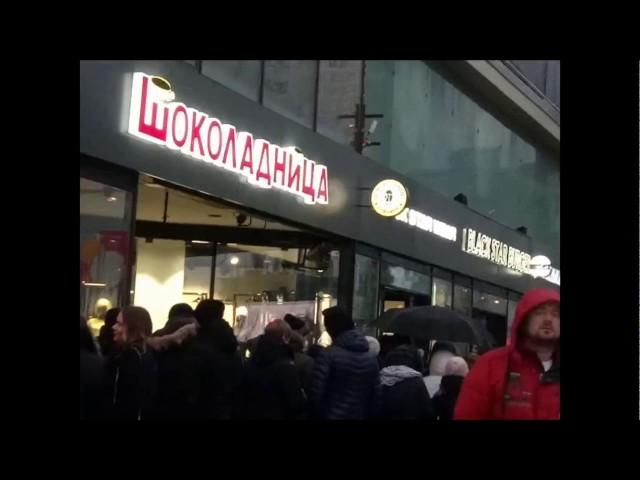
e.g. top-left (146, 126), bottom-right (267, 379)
top-left (454, 288), bottom-right (560, 420)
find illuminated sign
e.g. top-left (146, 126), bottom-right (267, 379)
top-left (543, 267), bottom-right (561, 286)
top-left (128, 72), bottom-right (329, 205)
top-left (461, 228), bottom-right (560, 285)
top-left (371, 179), bottom-right (408, 217)
top-left (369, 180), bottom-right (456, 241)
top-left (529, 255), bottom-right (560, 286)
top-left (395, 208), bottom-right (457, 242)
top-left (529, 255), bottom-right (552, 278)
top-left (462, 228), bottom-right (531, 274)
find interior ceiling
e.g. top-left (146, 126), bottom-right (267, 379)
top-left (137, 175), bottom-right (300, 232)
top-left (219, 244), bottom-right (301, 264)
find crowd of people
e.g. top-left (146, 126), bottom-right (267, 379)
top-left (80, 288), bottom-right (560, 420)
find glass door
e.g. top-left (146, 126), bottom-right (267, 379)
top-left (80, 177), bottom-right (134, 336)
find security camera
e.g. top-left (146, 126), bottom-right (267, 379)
top-left (234, 212), bottom-right (249, 226)
top-left (367, 120), bottom-right (378, 135)
top-left (236, 213), bottom-right (247, 226)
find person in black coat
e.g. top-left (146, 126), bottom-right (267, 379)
top-left (193, 299), bottom-right (238, 354)
top-left (432, 375), bottom-right (464, 420)
top-left (236, 320), bottom-right (307, 419)
top-left (103, 306), bottom-right (158, 420)
top-left (431, 356), bottom-right (469, 420)
top-left (307, 343), bottom-right (325, 360)
top-left (152, 303), bottom-right (195, 337)
top-left (141, 303), bottom-right (198, 419)
top-left (178, 299), bottom-right (242, 419)
top-left (146, 321), bottom-right (199, 420)
top-left (379, 345), bottom-right (435, 420)
top-left (289, 331), bottom-right (314, 397)
top-left (80, 316), bottom-right (105, 419)
top-left (97, 308), bottom-right (120, 358)
top-left (309, 307), bottom-right (381, 420)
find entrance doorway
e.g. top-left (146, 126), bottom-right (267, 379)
top-left (381, 287), bottom-right (430, 312)
top-left (378, 287), bottom-right (431, 360)
top-left (131, 175), bottom-right (341, 344)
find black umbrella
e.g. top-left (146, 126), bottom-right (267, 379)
top-left (372, 306), bottom-right (488, 345)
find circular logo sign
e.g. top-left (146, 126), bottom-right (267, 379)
top-left (529, 255), bottom-right (552, 278)
top-left (371, 179), bottom-right (408, 217)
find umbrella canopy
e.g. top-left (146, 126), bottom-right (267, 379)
top-left (372, 306), bottom-right (489, 346)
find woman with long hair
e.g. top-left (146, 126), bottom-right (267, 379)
top-left (104, 306), bottom-right (158, 420)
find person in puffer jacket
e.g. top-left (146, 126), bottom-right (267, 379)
top-left (454, 288), bottom-right (560, 420)
top-left (309, 307), bottom-right (381, 420)
top-left (379, 345), bottom-right (436, 420)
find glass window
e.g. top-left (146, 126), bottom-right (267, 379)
top-left (432, 277), bottom-right (452, 308)
top-left (432, 268), bottom-right (453, 308)
top-left (182, 242), bottom-right (214, 305)
top-left (263, 60), bottom-right (317, 128)
top-left (132, 239), bottom-right (214, 333)
top-left (473, 284), bottom-right (508, 315)
top-left (202, 60), bottom-right (261, 102)
top-left (381, 262), bottom-right (430, 295)
top-left (353, 254), bottom-right (380, 332)
top-left (453, 275), bottom-right (472, 317)
top-left (316, 60), bottom-right (363, 146)
top-left (473, 281), bottom-right (508, 347)
top-left (214, 244), bottom-right (339, 344)
top-left (80, 178), bottom-right (133, 337)
top-left (133, 238), bottom-right (186, 332)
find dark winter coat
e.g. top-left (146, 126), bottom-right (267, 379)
top-left (379, 365), bottom-right (435, 420)
top-left (199, 318), bottom-right (239, 354)
top-left (290, 333), bottom-right (314, 395)
top-left (236, 335), bottom-right (307, 420)
top-left (432, 375), bottom-right (464, 421)
top-left (97, 325), bottom-right (117, 358)
top-left (177, 323), bottom-right (243, 419)
top-left (309, 329), bottom-right (381, 420)
top-left (104, 345), bottom-right (158, 420)
top-left (146, 324), bottom-right (199, 420)
top-left (80, 350), bottom-right (105, 419)
top-left (293, 352), bottom-right (314, 396)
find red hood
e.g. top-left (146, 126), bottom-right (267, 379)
top-left (509, 288), bottom-right (560, 350)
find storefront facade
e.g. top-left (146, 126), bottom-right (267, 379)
top-left (80, 60), bottom-right (559, 347)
